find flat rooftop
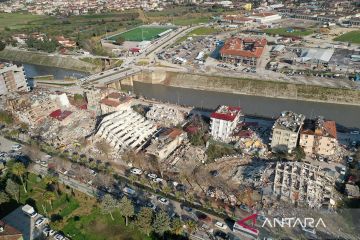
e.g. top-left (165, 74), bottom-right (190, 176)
top-left (210, 105), bottom-right (242, 122)
top-left (273, 111), bottom-right (305, 132)
top-left (220, 37), bottom-right (267, 58)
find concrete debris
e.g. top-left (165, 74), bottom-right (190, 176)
top-left (146, 104), bottom-right (187, 127)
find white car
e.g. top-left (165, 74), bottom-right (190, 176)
top-left (147, 173), bottom-right (157, 179)
top-left (42, 227), bottom-right (50, 236)
top-left (340, 167), bottom-right (346, 175)
top-left (347, 156), bottom-right (354, 163)
top-left (54, 233), bottom-right (65, 240)
top-left (35, 217), bottom-right (46, 227)
top-left (153, 177), bottom-right (163, 183)
top-left (350, 131), bottom-right (359, 135)
top-left (130, 168), bottom-right (142, 175)
top-left (215, 221), bottom-right (227, 230)
top-left (49, 230), bottom-right (57, 236)
top-left (158, 197), bottom-right (169, 205)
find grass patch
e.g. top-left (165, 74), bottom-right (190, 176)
top-left (187, 27), bottom-right (217, 36)
top-left (107, 26), bottom-right (173, 42)
top-left (263, 27), bottom-right (314, 37)
top-left (173, 17), bottom-right (210, 26)
top-left (334, 31), bottom-right (360, 44)
top-left (62, 208), bottom-right (153, 240)
top-left (0, 13), bottom-right (50, 30)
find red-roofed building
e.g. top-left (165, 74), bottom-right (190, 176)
top-left (100, 92), bottom-right (131, 114)
top-left (220, 37), bottom-right (267, 66)
top-left (210, 105), bottom-right (243, 141)
top-left (300, 117), bottom-right (338, 156)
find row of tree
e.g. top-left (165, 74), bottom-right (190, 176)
top-left (25, 37), bottom-right (58, 53)
top-left (100, 193), bottom-right (196, 239)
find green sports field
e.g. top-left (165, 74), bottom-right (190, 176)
top-left (107, 26), bottom-right (173, 42)
top-left (334, 31), bottom-right (360, 44)
top-left (263, 27), bottom-right (314, 37)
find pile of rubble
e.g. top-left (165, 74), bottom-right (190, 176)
top-left (232, 161), bottom-right (274, 187)
top-left (166, 143), bottom-right (206, 166)
top-left (146, 104), bottom-right (187, 127)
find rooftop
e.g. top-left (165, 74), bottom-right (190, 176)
top-left (302, 117), bottom-right (337, 139)
top-left (220, 37), bottom-right (267, 58)
top-left (49, 109), bottom-right (72, 121)
top-left (0, 220), bottom-right (23, 240)
top-left (210, 105), bottom-right (242, 122)
top-left (273, 111), bottom-right (305, 132)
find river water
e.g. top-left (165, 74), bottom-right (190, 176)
top-left (23, 63), bottom-right (89, 80)
top-left (132, 82), bottom-right (360, 128)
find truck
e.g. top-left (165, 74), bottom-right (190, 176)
top-left (22, 204), bottom-right (37, 218)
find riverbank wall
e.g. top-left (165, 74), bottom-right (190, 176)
top-left (0, 49), bottom-right (99, 73)
top-left (122, 70), bottom-right (360, 106)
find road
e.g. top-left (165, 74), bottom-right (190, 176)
top-left (1, 135), bottom-right (247, 240)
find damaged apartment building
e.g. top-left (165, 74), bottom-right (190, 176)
top-left (95, 107), bottom-right (157, 152)
top-left (300, 117), bottom-right (338, 156)
top-left (273, 161), bottom-right (336, 209)
top-left (270, 111), bottom-right (305, 153)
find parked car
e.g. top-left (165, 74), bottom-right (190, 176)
top-left (42, 226), bottom-right (50, 236)
top-left (147, 173), bottom-right (157, 179)
top-left (350, 130), bottom-right (359, 135)
top-left (158, 197), bottom-right (169, 205)
top-left (49, 230), bottom-right (57, 236)
top-left (196, 211), bottom-right (212, 223)
top-left (54, 233), bottom-right (65, 240)
top-left (130, 168), bottom-right (142, 175)
top-left (35, 217), bottom-right (46, 227)
top-left (215, 221), bottom-right (227, 230)
top-left (214, 230), bottom-right (230, 240)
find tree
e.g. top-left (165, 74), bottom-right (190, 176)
top-left (43, 191), bottom-right (56, 209)
top-left (186, 220), bottom-right (197, 235)
top-left (5, 179), bottom-right (19, 202)
top-left (100, 194), bottom-right (117, 220)
top-left (11, 162), bottom-right (27, 193)
top-left (171, 218), bottom-right (184, 235)
top-left (0, 41), bottom-right (5, 51)
top-left (0, 191), bottom-right (10, 205)
top-left (115, 36), bottom-right (125, 46)
top-left (136, 207), bottom-right (153, 236)
top-left (293, 146), bottom-right (305, 161)
top-left (118, 196), bottom-right (134, 226)
top-left (153, 210), bottom-right (170, 236)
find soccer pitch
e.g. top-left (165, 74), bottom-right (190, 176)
top-left (108, 26), bottom-right (173, 42)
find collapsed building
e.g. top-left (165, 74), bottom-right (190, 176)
top-left (146, 104), bottom-right (186, 127)
top-left (270, 111), bottom-right (305, 153)
top-left (300, 117), bottom-right (338, 156)
top-left (0, 63), bottom-right (30, 96)
top-left (273, 161), bottom-right (336, 209)
top-left (95, 108), bottom-right (157, 152)
top-left (146, 128), bottom-right (187, 160)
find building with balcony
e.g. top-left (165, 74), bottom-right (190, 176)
top-left (210, 105), bottom-right (243, 142)
top-left (300, 117), bottom-right (337, 156)
top-left (270, 111), bottom-right (305, 153)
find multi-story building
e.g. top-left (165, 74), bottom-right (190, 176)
top-left (300, 117), bottom-right (337, 156)
top-left (210, 105), bottom-right (243, 142)
top-left (0, 63), bottom-right (29, 96)
top-left (270, 111), bottom-right (305, 153)
top-left (220, 37), bottom-right (267, 66)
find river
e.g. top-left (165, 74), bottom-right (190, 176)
top-left (132, 82), bottom-right (360, 129)
top-left (23, 63), bottom-right (89, 80)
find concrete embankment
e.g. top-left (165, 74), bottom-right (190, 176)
top-left (127, 70), bottom-right (360, 106)
top-left (0, 49), bottom-right (99, 73)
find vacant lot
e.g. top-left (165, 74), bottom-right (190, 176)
top-left (108, 26), bottom-right (172, 42)
top-left (264, 27), bottom-right (314, 37)
top-left (334, 31), bottom-right (360, 44)
top-left (188, 27), bottom-right (217, 36)
top-left (0, 13), bottom-right (49, 30)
